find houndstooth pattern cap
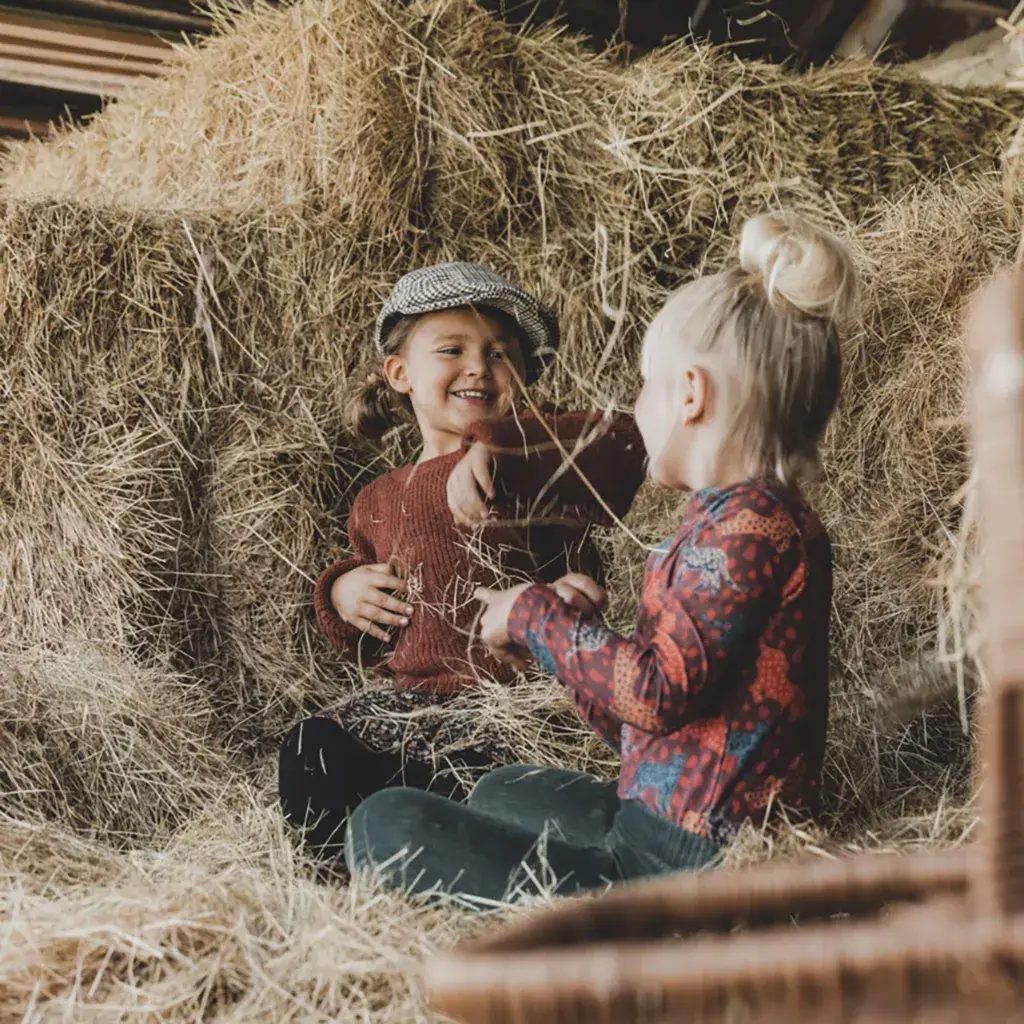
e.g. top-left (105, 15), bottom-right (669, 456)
top-left (375, 262), bottom-right (559, 383)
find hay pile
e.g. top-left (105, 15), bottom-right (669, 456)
top-left (1, 0), bottom-right (1021, 1017)
top-left (5, 0), bottom-right (1023, 224)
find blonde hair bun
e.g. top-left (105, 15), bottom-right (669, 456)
top-left (739, 212), bottom-right (857, 324)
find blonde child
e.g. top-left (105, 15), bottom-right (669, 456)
top-left (345, 214), bottom-right (856, 900)
top-left (279, 263), bottom-right (645, 868)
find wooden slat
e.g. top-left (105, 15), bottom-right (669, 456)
top-left (966, 270), bottom-right (1024, 917)
top-left (927, 0), bottom-right (1008, 15)
top-left (36, 0), bottom-right (210, 31)
top-left (0, 8), bottom-right (175, 60)
top-left (0, 38), bottom-right (167, 74)
top-left (0, 54), bottom-right (135, 94)
top-left (0, 112), bottom-right (54, 136)
top-left (834, 0), bottom-right (910, 57)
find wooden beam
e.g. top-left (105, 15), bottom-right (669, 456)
top-left (0, 8), bottom-right (176, 61)
top-left (0, 54), bottom-right (136, 94)
top-left (926, 0), bottom-right (1007, 16)
top-left (834, 0), bottom-right (910, 58)
top-left (0, 112), bottom-right (55, 137)
top-left (33, 1), bottom-right (210, 32)
top-left (0, 38), bottom-right (167, 74)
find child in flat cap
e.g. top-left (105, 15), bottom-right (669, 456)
top-left (278, 262), bottom-right (645, 874)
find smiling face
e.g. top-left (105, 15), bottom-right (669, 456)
top-left (383, 306), bottom-right (525, 459)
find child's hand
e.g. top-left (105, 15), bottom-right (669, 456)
top-left (447, 442), bottom-right (495, 528)
top-left (551, 573), bottom-right (607, 615)
top-left (330, 564), bottom-right (412, 644)
top-left (475, 582), bottom-right (531, 667)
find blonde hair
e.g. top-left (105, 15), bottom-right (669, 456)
top-left (661, 211), bottom-right (857, 484)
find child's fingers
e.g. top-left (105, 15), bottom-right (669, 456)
top-left (367, 588), bottom-right (414, 618)
top-left (559, 573), bottom-right (606, 607)
top-left (552, 581), bottom-right (596, 614)
top-left (451, 502), bottom-right (483, 528)
top-left (368, 567), bottom-right (408, 592)
top-left (454, 482), bottom-right (489, 525)
top-left (491, 640), bottom-right (530, 670)
top-left (361, 602), bottom-right (409, 629)
top-left (447, 448), bottom-right (492, 525)
top-left (552, 575), bottom-right (606, 614)
top-left (352, 616), bottom-right (391, 644)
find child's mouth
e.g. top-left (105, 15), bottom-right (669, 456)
top-left (451, 389), bottom-right (496, 406)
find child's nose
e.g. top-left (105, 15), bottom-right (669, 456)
top-left (464, 353), bottom-right (491, 377)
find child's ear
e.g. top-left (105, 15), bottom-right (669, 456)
top-left (383, 354), bottom-right (411, 395)
top-left (681, 366), bottom-right (709, 423)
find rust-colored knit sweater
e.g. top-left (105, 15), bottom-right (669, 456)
top-left (313, 410), bottom-right (645, 694)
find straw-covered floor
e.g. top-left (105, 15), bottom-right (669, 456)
top-left (0, 0), bottom-right (1019, 1017)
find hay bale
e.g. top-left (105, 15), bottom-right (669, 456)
top-left (201, 400), bottom-right (366, 734)
top-left (817, 176), bottom-right (1020, 818)
top-left (0, 202), bottom-right (209, 665)
top-left (2, 0), bottom-right (1021, 230)
top-left (0, 200), bottom-right (377, 745)
top-left (0, 647), bottom-right (228, 841)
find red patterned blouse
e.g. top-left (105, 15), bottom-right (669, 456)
top-left (507, 476), bottom-right (832, 844)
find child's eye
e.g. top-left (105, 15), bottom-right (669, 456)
top-left (438, 346), bottom-right (461, 356)
top-left (488, 349), bottom-right (507, 361)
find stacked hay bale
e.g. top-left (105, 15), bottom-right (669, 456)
top-left (0, 203), bottom-right (233, 836)
top-left (824, 180), bottom-right (1020, 817)
top-left (2, 0), bottom-right (1019, 831)
top-left (0, 0), bottom-right (1021, 1015)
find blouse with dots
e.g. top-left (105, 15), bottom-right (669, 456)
top-left (507, 477), bottom-right (832, 845)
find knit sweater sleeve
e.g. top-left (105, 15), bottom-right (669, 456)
top-left (313, 487), bottom-right (388, 665)
top-left (464, 410), bottom-right (645, 527)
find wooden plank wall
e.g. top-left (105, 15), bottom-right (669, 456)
top-left (0, 1), bottom-right (227, 139)
top-left (0, 0), bottom-right (1018, 142)
top-left (0, 8), bottom-right (176, 96)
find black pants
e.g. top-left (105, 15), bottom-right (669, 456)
top-left (278, 716), bottom-right (503, 870)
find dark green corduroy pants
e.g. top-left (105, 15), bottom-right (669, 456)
top-left (346, 764), bottom-right (722, 904)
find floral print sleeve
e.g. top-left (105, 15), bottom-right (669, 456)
top-left (507, 480), bottom-right (831, 839)
top-left (568, 691), bottom-right (622, 751)
top-left (509, 520), bottom-right (799, 736)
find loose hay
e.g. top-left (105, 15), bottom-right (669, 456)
top-left (1, 0), bottom-right (1023, 1017)
top-left (0, 811), bottom-right (490, 1022)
